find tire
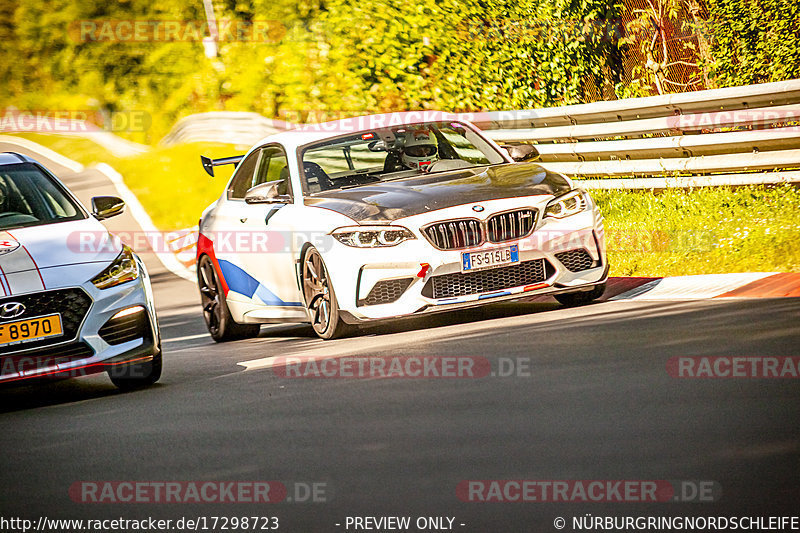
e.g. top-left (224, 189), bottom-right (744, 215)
top-left (109, 344), bottom-right (162, 390)
top-left (554, 282), bottom-right (606, 307)
top-left (301, 246), bottom-right (352, 340)
top-left (197, 255), bottom-right (260, 342)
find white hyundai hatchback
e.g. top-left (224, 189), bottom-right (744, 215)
top-left (0, 152), bottom-right (161, 389)
top-left (197, 113), bottom-right (607, 340)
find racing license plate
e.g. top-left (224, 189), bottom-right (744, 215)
top-left (0, 314), bottom-right (63, 347)
top-left (461, 245), bottom-right (519, 272)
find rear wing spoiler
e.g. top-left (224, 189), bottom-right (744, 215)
top-left (200, 155), bottom-right (243, 177)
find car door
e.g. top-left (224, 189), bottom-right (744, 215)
top-left (211, 145), bottom-right (305, 314)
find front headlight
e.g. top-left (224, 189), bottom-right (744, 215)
top-left (331, 225), bottom-right (416, 247)
top-left (544, 189), bottom-right (589, 219)
top-left (91, 244), bottom-right (139, 289)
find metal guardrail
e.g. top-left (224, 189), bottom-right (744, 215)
top-left (543, 149), bottom-right (800, 176)
top-left (160, 79), bottom-right (800, 186)
top-left (475, 78), bottom-right (800, 128)
top-left (533, 127), bottom-right (800, 161)
top-left (483, 104), bottom-right (800, 141)
top-left (482, 79), bottom-right (800, 182)
top-left (160, 112), bottom-right (290, 147)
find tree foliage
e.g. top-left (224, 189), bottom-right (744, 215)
top-left (0, 0), bottom-right (796, 143)
top-left (704, 0), bottom-right (800, 86)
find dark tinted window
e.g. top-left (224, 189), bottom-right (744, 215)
top-left (300, 121), bottom-right (504, 194)
top-left (0, 163), bottom-right (85, 230)
top-left (227, 151), bottom-right (259, 199)
top-left (253, 145), bottom-right (290, 195)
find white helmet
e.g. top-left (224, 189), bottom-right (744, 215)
top-left (401, 129), bottom-right (439, 170)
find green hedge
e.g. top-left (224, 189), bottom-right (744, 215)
top-left (705, 0), bottom-right (800, 86)
top-left (0, 0), bottom-right (797, 143)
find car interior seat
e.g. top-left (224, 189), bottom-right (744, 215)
top-left (303, 162), bottom-right (334, 193)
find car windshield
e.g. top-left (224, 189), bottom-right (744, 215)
top-left (0, 163), bottom-right (85, 230)
top-left (299, 121), bottom-right (505, 194)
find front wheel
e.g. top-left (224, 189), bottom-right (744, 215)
top-left (302, 247), bottom-right (352, 340)
top-left (554, 282), bottom-right (606, 307)
top-left (197, 255), bottom-right (260, 342)
top-left (109, 345), bottom-right (162, 390)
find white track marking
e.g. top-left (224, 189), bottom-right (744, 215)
top-left (163, 333), bottom-right (211, 343)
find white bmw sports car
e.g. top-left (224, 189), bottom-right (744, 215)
top-left (197, 113), bottom-right (607, 340)
top-left (0, 152), bottom-right (161, 389)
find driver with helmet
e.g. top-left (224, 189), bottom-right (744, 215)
top-left (401, 128), bottom-right (439, 171)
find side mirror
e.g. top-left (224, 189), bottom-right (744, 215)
top-left (244, 180), bottom-right (291, 204)
top-left (504, 144), bottom-right (539, 162)
top-left (91, 196), bottom-right (125, 220)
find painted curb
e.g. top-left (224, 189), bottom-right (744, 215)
top-left (608, 272), bottom-right (800, 300)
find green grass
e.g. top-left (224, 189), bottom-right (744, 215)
top-left (593, 185), bottom-right (800, 276)
top-left (5, 133), bottom-right (243, 230)
top-left (5, 133), bottom-right (800, 275)
top-left (113, 143), bottom-right (241, 230)
top-left (5, 132), bottom-right (121, 167)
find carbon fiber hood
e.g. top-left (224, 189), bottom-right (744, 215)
top-left (304, 162), bottom-right (572, 223)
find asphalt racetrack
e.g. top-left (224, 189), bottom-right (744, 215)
top-left (1, 142), bottom-right (799, 532)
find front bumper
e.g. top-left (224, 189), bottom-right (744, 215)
top-left (0, 255), bottom-right (160, 384)
top-left (323, 202), bottom-right (607, 324)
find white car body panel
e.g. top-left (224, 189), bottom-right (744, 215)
top-left (197, 114), bottom-right (608, 333)
top-left (0, 154), bottom-right (160, 384)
